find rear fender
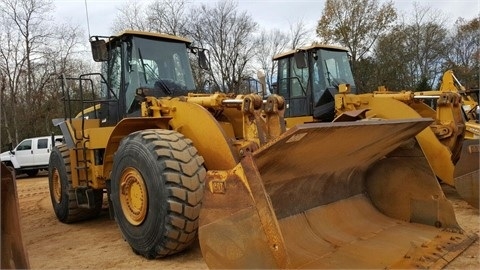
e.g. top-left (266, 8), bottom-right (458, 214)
top-left (102, 117), bottom-right (171, 179)
top-left (166, 99), bottom-right (239, 170)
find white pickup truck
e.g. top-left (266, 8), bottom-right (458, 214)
top-left (1, 135), bottom-right (63, 177)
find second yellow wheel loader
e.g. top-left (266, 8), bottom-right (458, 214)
top-left (49, 31), bottom-right (476, 268)
top-left (273, 44), bottom-right (479, 208)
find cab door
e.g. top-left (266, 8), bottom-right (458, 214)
top-left (13, 139), bottom-right (34, 166)
top-left (276, 55), bottom-right (311, 118)
top-left (33, 138), bottom-right (50, 165)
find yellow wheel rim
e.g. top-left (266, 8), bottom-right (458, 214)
top-left (52, 168), bottom-right (62, 203)
top-left (119, 167), bottom-right (148, 226)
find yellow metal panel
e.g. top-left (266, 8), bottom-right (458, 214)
top-left (284, 116), bottom-right (314, 129)
top-left (217, 122), bottom-right (235, 139)
top-left (222, 106), bottom-right (248, 139)
top-left (84, 127), bottom-right (114, 149)
top-left (165, 99), bottom-right (239, 170)
top-left (69, 118), bottom-right (100, 140)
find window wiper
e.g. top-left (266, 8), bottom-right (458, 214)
top-left (324, 60), bottom-right (333, 86)
top-left (324, 60), bottom-right (340, 88)
top-left (155, 79), bottom-right (173, 96)
top-left (137, 48), bottom-right (148, 84)
top-left (137, 48), bottom-right (171, 95)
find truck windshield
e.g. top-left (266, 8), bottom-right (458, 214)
top-left (125, 36), bottom-right (196, 112)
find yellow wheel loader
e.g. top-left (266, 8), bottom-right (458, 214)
top-left (273, 44), bottom-right (479, 208)
top-left (49, 31), bottom-right (476, 268)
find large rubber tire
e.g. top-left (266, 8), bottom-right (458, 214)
top-left (48, 144), bottom-right (103, 223)
top-left (110, 129), bottom-right (206, 259)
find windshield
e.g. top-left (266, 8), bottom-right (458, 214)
top-left (125, 36), bottom-right (196, 111)
top-left (315, 49), bottom-right (355, 89)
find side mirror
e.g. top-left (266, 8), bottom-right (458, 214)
top-left (198, 50), bottom-right (209, 70)
top-left (294, 51), bottom-right (307, 69)
top-left (7, 142), bottom-right (14, 154)
top-left (90, 38), bottom-right (108, 62)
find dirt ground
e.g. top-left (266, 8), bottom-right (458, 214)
top-left (13, 171), bottom-right (480, 269)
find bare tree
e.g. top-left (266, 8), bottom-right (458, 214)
top-left (0, 0), bottom-right (57, 142)
top-left (445, 17), bottom-right (480, 89)
top-left (0, 0), bottom-right (87, 144)
top-left (404, 4), bottom-right (448, 86)
top-left (147, 0), bottom-right (189, 36)
top-left (373, 4), bottom-right (450, 91)
top-left (186, 0), bottom-right (258, 93)
top-left (316, 0), bottom-right (397, 63)
top-left (289, 19), bottom-right (310, 49)
top-left (0, 22), bottom-right (26, 145)
top-left (111, 0), bottom-right (189, 36)
top-left (253, 28), bottom-right (289, 92)
top-left (111, 0), bottom-right (150, 33)
top-left (373, 24), bottom-right (413, 90)
top-left (42, 23), bottom-right (88, 131)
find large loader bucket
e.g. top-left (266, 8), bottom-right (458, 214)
top-left (199, 119), bottom-right (477, 269)
top-left (1, 163), bottom-right (30, 269)
top-left (454, 139), bottom-right (479, 208)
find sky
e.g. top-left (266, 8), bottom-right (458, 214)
top-left (53, 0), bottom-right (480, 39)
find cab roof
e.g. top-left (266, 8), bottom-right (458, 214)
top-left (106, 30), bottom-right (191, 45)
top-left (273, 43), bottom-right (349, 60)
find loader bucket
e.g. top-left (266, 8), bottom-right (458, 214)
top-left (1, 163), bottom-right (30, 269)
top-left (454, 139), bottom-right (479, 208)
top-left (199, 118), bottom-right (477, 269)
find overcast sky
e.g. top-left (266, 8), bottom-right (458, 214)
top-left (54, 0), bottom-right (479, 38)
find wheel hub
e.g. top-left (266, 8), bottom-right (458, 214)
top-left (119, 167), bottom-right (148, 226)
top-left (52, 168), bottom-right (62, 203)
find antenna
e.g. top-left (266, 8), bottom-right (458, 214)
top-left (84, 0), bottom-right (91, 37)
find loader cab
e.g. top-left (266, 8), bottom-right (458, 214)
top-left (273, 44), bottom-right (356, 122)
top-left (90, 31), bottom-right (199, 126)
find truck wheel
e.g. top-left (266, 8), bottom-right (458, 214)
top-left (48, 144), bottom-right (103, 223)
top-left (110, 129), bottom-right (206, 259)
top-left (26, 169), bottom-right (39, 177)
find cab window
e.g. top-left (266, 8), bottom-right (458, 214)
top-left (37, 138), bottom-right (48, 149)
top-left (290, 57), bottom-right (308, 97)
top-left (277, 58), bottom-right (289, 97)
top-left (16, 140), bottom-right (32, 151)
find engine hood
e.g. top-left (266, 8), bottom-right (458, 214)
top-left (0, 151), bottom-right (12, 162)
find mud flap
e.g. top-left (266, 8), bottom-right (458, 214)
top-left (199, 119), bottom-right (477, 269)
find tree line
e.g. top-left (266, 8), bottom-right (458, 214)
top-left (1, 0), bottom-right (478, 149)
